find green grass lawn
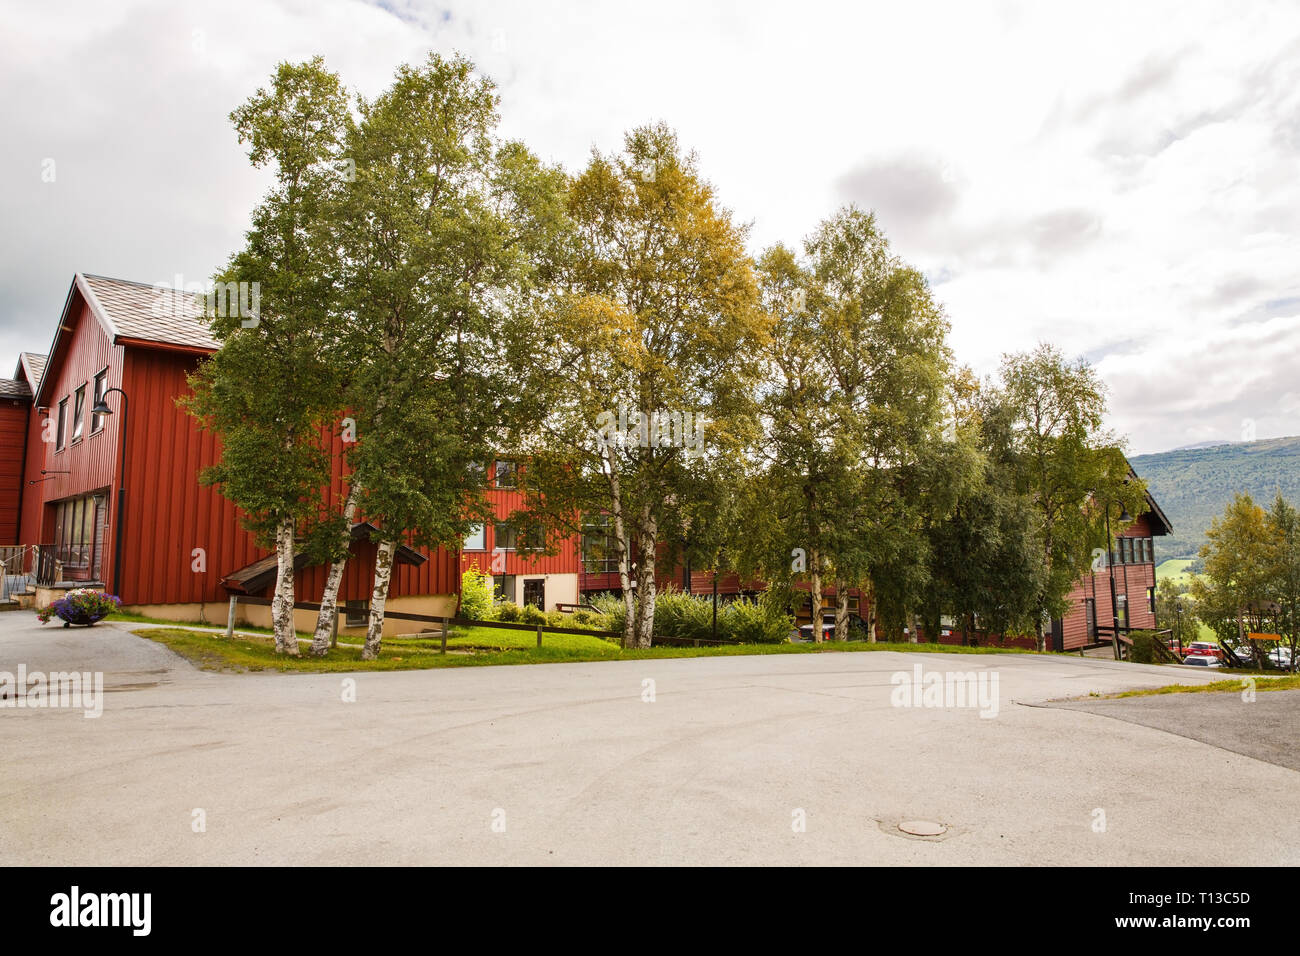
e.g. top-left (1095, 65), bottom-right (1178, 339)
top-left (133, 624), bottom-right (1045, 673)
top-left (1156, 558), bottom-right (1196, 586)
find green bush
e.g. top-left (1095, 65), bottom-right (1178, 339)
top-left (570, 609), bottom-right (613, 631)
top-left (517, 604), bottom-right (547, 625)
top-left (459, 566), bottom-right (495, 621)
top-left (1129, 630), bottom-right (1160, 664)
top-left (650, 589), bottom-right (716, 643)
top-left (722, 592), bottom-right (796, 644)
top-left (589, 593), bottom-right (627, 634)
top-left (495, 600), bottom-right (521, 622)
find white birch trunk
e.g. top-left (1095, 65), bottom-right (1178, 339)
top-left (271, 515), bottom-right (299, 657)
top-left (361, 538), bottom-right (397, 661)
top-left (809, 549), bottom-right (823, 643)
top-left (632, 510), bottom-right (657, 649)
top-left (605, 462), bottom-right (637, 649)
top-left (866, 579), bottom-right (877, 643)
top-left (834, 581), bottom-right (850, 642)
top-left (308, 482), bottom-right (361, 656)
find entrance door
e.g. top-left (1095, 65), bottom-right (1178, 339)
top-left (523, 578), bottom-right (545, 609)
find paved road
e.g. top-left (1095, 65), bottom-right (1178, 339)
top-left (1, 613), bottom-right (1297, 865)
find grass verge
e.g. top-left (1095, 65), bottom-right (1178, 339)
top-left (1103, 675), bottom-right (1300, 698)
top-left (133, 625), bottom-right (1043, 673)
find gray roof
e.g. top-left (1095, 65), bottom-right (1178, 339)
top-left (16, 352), bottom-right (46, 387)
top-left (0, 377), bottom-right (31, 399)
top-left (79, 273), bottom-right (219, 351)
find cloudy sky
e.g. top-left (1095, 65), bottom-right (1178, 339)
top-left (2, 0), bottom-right (1299, 454)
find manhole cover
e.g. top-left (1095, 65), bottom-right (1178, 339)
top-left (899, 820), bottom-right (946, 837)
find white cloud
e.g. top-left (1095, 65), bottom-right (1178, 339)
top-left (2, 0), bottom-right (1299, 452)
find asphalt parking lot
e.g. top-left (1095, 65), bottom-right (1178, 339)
top-left (1, 612), bottom-right (1296, 865)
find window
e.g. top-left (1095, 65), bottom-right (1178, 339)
top-left (494, 460), bottom-right (516, 488)
top-left (51, 493), bottom-right (108, 581)
top-left (91, 370), bottom-right (108, 433)
top-left (1084, 598), bottom-right (1097, 638)
top-left (581, 515), bottom-right (620, 573)
top-left (1148, 587), bottom-right (1156, 613)
top-left (55, 398), bottom-right (67, 450)
top-left (463, 523), bottom-right (486, 551)
top-left (494, 522), bottom-right (517, 551)
top-left (1116, 594), bottom-right (1128, 629)
top-left (71, 384), bottom-right (86, 443)
top-left (499, 521), bottom-right (544, 551)
top-left (345, 600), bottom-right (369, 627)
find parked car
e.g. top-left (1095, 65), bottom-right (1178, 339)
top-left (1182, 653), bottom-right (1221, 668)
top-left (1231, 644), bottom-right (1255, 664)
top-left (1267, 646), bottom-right (1294, 668)
top-left (1183, 641), bottom-right (1222, 659)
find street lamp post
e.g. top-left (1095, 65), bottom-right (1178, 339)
top-left (90, 387), bottom-right (128, 598)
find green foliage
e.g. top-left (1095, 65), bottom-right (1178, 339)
top-left (494, 601), bottom-right (522, 622)
top-left (997, 343), bottom-right (1144, 646)
top-left (459, 565), bottom-right (495, 621)
top-left (507, 123), bottom-right (768, 647)
top-left (1128, 630), bottom-right (1161, 664)
top-left (183, 56), bottom-right (351, 547)
top-left (517, 604), bottom-right (547, 625)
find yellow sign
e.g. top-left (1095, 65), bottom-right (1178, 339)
top-left (1248, 632), bottom-right (1282, 642)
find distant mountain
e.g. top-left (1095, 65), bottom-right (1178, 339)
top-left (1131, 436), bottom-right (1300, 559)
top-left (1169, 439), bottom-right (1235, 451)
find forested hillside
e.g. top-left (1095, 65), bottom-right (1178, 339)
top-left (1131, 436), bottom-right (1300, 558)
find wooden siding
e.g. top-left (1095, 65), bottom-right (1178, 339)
top-left (17, 294), bottom-right (122, 546)
top-left (0, 397), bottom-right (29, 544)
top-left (459, 485), bottom-right (581, 577)
top-left (115, 348), bottom-right (461, 605)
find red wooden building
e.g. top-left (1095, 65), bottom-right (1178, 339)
top-left (1, 274), bottom-right (580, 633)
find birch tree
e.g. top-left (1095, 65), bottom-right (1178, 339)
top-left (749, 208), bottom-right (950, 642)
top-left (999, 344), bottom-right (1144, 651)
top-left (332, 54), bottom-right (565, 660)
top-left (513, 124), bottom-right (768, 648)
top-left (184, 58), bottom-right (350, 656)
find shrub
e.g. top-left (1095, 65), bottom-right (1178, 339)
top-left (651, 588), bottom-right (715, 643)
top-left (1129, 630), bottom-right (1160, 664)
top-left (495, 600), bottom-right (522, 622)
top-left (517, 604), bottom-right (547, 626)
top-left (37, 589), bottom-right (121, 626)
top-left (571, 609), bottom-right (612, 631)
top-left (722, 593), bottom-right (796, 644)
top-left (459, 565), bottom-right (495, 621)
top-left (589, 593), bottom-right (627, 634)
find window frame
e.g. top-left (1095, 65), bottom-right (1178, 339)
top-left (91, 369), bottom-right (108, 434)
top-left (71, 383), bottom-right (86, 444)
top-left (463, 523), bottom-right (486, 551)
top-left (55, 397), bottom-right (68, 450)
top-left (494, 460), bottom-right (517, 489)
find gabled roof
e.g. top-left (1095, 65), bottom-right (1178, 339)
top-left (78, 274), bottom-right (219, 352)
top-left (34, 273), bottom-right (219, 406)
top-left (15, 352), bottom-right (46, 388)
